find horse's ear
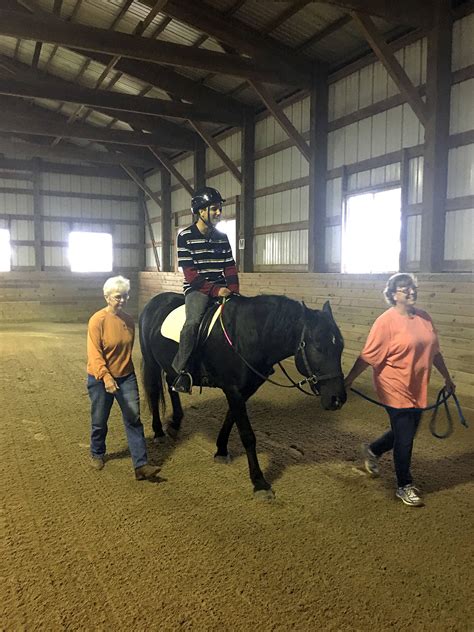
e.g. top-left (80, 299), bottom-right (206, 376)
top-left (323, 300), bottom-right (333, 318)
top-left (302, 301), bottom-right (313, 317)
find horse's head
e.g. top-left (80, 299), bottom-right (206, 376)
top-left (294, 301), bottom-right (346, 410)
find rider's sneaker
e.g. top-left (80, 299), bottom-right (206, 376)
top-left (361, 443), bottom-right (380, 477)
top-left (396, 485), bottom-right (424, 507)
top-left (171, 372), bottom-right (193, 394)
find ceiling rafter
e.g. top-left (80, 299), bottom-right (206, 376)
top-left (0, 8), bottom-right (307, 87)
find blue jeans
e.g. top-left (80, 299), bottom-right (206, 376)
top-left (370, 408), bottom-right (423, 487)
top-left (87, 372), bottom-right (148, 468)
top-left (172, 290), bottom-right (211, 374)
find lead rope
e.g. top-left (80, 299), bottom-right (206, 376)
top-left (350, 386), bottom-right (468, 439)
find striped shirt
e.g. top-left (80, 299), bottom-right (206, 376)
top-left (177, 223), bottom-right (239, 297)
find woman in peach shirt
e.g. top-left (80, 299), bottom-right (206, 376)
top-left (345, 273), bottom-right (455, 507)
top-left (87, 275), bottom-right (160, 481)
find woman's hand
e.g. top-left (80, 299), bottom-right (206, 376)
top-left (444, 377), bottom-right (456, 394)
top-left (218, 287), bottom-right (232, 298)
top-left (104, 376), bottom-right (119, 393)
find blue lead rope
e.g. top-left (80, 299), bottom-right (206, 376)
top-left (349, 387), bottom-right (468, 439)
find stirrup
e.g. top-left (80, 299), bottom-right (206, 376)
top-left (172, 372), bottom-right (193, 394)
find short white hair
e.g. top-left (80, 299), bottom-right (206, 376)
top-left (103, 275), bottom-right (130, 297)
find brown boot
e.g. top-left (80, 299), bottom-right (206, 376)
top-left (135, 464), bottom-right (161, 480)
top-left (90, 456), bottom-right (105, 471)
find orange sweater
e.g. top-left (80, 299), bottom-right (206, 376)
top-left (87, 308), bottom-right (135, 381)
top-left (360, 307), bottom-right (440, 408)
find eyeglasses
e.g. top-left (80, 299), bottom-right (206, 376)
top-left (396, 287), bottom-right (417, 296)
top-left (110, 294), bottom-right (129, 302)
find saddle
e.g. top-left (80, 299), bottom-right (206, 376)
top-left (161, 301), bottom-right (224, 389)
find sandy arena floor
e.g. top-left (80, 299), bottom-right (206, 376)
top-left (0, 322), bottom-right (473, 631)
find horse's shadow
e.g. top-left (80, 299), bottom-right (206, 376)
top-left (142, 391), bottom-right (473, 497)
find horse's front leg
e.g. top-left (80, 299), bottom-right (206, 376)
top-left (224, 388), bottom-right (274, 500)
top-left (214, 409), bottom-right (233, 463)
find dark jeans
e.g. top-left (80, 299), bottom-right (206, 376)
top-left (172, 290), bottom-right (211, 374)
top-left (370, 408), bottom-right (423, 487)
top-left (87, 372), bottom-right (148, 468)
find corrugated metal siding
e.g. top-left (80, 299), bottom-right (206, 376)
top-left (406, 215), bottom-right (422, 263)
top-left (42, 173), bottom-right (137, 196)
top-left (452, 14), bottom-right (474, 71)
top-left (326, 178), bottom-right (343, 218)
top-left (346, 163), bottom-right (400, 192)
top-left (328, 104), bottom-right (423, 170)
top-left (450, 79), bottom-right (474, 135)
top-left (255, 146), bottom-right (309, 189)
top-left (255, 96), bottom-right (310, 152)
top-left (444, 209), bottom-right (473, 260)
top-left (447, 145), bottom-right (474, 199)
top-left (324, 226), bottom-right (341, 268)
top-left (11, 245), bottom-right (35, 268)
top-left (206, 131), bottom-right (242, 171)
top-left (255, 187), bottom-right (309, 228)
top-left (408, 157), bottom-right (424, 205)
top-left (254, 230), bottom-right (308, 266)
top-left (206, 172), bottom-right (241, 202)
top-left (0, 192), bottom-right (33, 216)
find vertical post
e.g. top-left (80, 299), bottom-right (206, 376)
top-left (399, 149), bottom-right (409, 271)
top-left (420, 0), bottom-right (452, 271)
top-left (194, 139), bottom-right (206, 191)
top-left (137, 187), bottom-right (146, 271)
top-left (240, 110), bottom-right (255, 272)
top-left (308, 68), bottom-right (328, 272)
top-left (32, 157), bottom-right (44, 271)
top-left (161, 167), bottom-right (172, 272)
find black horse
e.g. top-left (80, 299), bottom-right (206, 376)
top-left (139, 292), bottom-right (346, 498)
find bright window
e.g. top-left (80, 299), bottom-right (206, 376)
top-left (0, 229), bottom-right (11, 271)
top-left (68, 231), bottom-right (113, 272)
top-left (216, 219), bottom-right (237, 260)
top-left (342, 188), bottom-right (401, 273)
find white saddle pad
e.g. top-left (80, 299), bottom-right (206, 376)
top-left (160, 303), bottom-right (223, 343)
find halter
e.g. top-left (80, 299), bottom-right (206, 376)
top-left (218, 300), bottom-right (343, 396)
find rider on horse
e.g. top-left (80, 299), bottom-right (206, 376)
top-left (171, 186), bottom-right (240, 394)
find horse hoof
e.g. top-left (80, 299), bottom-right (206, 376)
top-left (214, 453), bottom-right (232, 464)
top-left (165, 425), bottom-right (179, 440)
top-left (254, 488), bottom-right (275, 502)
top-left (153, 435), bottom-right (166, 445)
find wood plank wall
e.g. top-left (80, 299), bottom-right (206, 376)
top-left (139, 271), bottom-right (474, 413)
top-left (0, 271), bottom-right (139, 322)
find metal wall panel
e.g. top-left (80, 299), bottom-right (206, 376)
top-left (0, 192), bottom-right (33, 215)
top-left (450, 79), bottom-right (474, 134)
top-left (207, 171), bottom-right (241, 201)
top-left (255, 186), bottom-right (309, 227)
top-left (10, 219), bottom-right (34, 240)
top-left (255, 146), bottom-right (308, 189)
top-left (171, 188), bottom-right (189, 213)
top-left (254, 96), bottom-right (309, 151)
top-left (326, 178), bottom-right (343, 218)
top-left (447, 144), bottom-right (474, 198)
top-left (146, 198), bottom-right (161, 221)
top-left (170, 155), bottom-right (193, 187)
top-left (408, 157), bottom-right (424, 204)
top-left (444, 208), bottom-right (474, 260)
top-left (11, 245), bottom-right (35, 267)
top-left (254, 229), bottom-right (308, 266)
top-left (115, 248), bottom-right (139, 269)
top-left (206, 130), bottom-right (241, 171)
top-left (145, 171), bottom-right (161, 193)
top-left (145, 246), bottom-right (163, 270)
top-left (406, 214), bottom-right (422, 263)
top-left (324, 225), bottom-right (341, 267)
top-left (0, 178), bottom-right (32, 190)
top-left (43, 220), bottom-right (69, 241)
top-left (43, 246), bottom-right (68, 268)
top-left (452, 14), bottom-right (474, 71)
top-left (42, 172), bottom-right (137, 196)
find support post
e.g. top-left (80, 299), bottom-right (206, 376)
top-left (240, 110), bottom-right (255, 272)
top-left (308, 69), bottom-right (328, 272)
top-left (161, 167), bottom-right (172, 272)
top-left (420, 0), bottom-right (452, 271)
top-left (194, 138), bottom-right (206, 191)
top-left (32, 157), bottom-right (44, 270)
top-left (137, 188), bottom-right (146, 271)
top-left (399, 148), bottom-right (409, 271)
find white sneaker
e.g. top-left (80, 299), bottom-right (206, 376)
top-left (396, 485), bottom-right (424, 507)
top-left (360, 443), bottom-right (380, 477)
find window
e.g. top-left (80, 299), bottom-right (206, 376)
top-left (342, 188), bottom-right (401, 274)
top-left (0, 229), bottom-right (11, 271)
top-left (68, 231), bottom-right (113, 272)
top-left (216, 219), bottom-right (237, 260)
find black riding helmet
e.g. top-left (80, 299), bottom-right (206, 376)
top-left (191, 186), bottom-right (225, 214)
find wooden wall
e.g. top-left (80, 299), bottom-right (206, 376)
top-left (139, 271), bottom-right (474, 413)
top-left (0, 271), bottom-right (139, 323)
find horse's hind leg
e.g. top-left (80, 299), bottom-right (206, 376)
top-left (215, 409), bottom-right (233, 462)
top-left (165, 374), bottom-right (184, 439)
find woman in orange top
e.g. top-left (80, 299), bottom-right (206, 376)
top-left (344, 273), bottom-right (455, 507)
top-left (87, 275), bottom-right (160, 480)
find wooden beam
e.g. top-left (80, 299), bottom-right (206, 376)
top-left (189, 122), bottom-right (242, 185)
top-left (0, 110), bottom-right (195, 149)
top-left (194, 140), bottom-right (206, 191)
top-left (149, 147), bottom-right (194, 196)
top-left (0, 137), bottom-right (154, 168)
top-left (32, 42), bottom-right (42, 68)
top-left (122, 165), bottom-right (161, 270)
top-left (250, 81), bottom-right (311, 162)
top-left (32, 157), bottom-right (44, 271)
top-left (239, 111), bottom-right (255, 272)
top-left (161, 168), bottom-right (172, 272)
top-left (308, 70), bottom-right (328, 272)
top-left (351, 12), bottom-right (428, 126)
top-left (0, 10), bottom-right (305, 86)
top-left (420, 0), bottom-right (453, 272)
top-left (299, 1), bottom-right (433, 28)
top-left (147, 0), bottom-right (313, 85)
top-left (399, 148), bottom-right (409, 270)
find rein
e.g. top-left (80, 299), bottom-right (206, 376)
top-left (350, 387), bottom-right (468, 439)
top-left (218, 298), bottom-right (341, 396)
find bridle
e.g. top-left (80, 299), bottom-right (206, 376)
top-left (218, 301), bottom-right (343, 397)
